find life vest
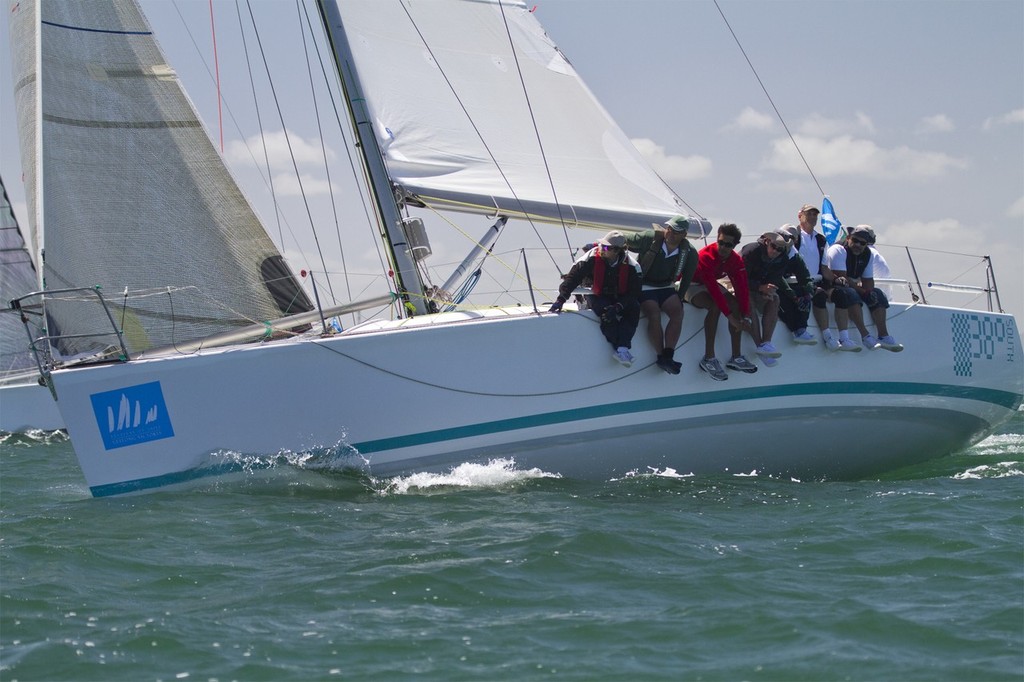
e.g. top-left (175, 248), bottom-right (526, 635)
top-left (591, 252), bottom-right (630, 296)
top-left (638, 228), bottom-right (688, 286)
top-left (795, 231), bottom-right (827, 263)
top-left (844, 247), bottom-right (872, 279)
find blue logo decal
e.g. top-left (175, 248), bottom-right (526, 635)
top-left (90, 381), bottom-right (175, 450)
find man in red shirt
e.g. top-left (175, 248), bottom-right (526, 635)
top-left (682, 223), bottom-right (762, 380)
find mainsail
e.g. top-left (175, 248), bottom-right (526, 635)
top-left (7, 0), bottom-right (311, 358)
top-left (332, 0), bottom-right (687, 232)
top-left (0, 175), bottom-right (40, 376)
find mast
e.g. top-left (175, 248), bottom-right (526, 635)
top-left (315, 0), bottom-right (428, 317)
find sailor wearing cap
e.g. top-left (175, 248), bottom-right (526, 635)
top-left (549, 230), bottom-right (644, 367)
top-left (820, 225), bottom-right (903, 352)
top-left (772, 224), bottom-right (818, 345)
top-left (619, 215), bottom-right (699, 374)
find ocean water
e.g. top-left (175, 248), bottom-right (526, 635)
top-left (1, 413), bottom-right (1022, 681)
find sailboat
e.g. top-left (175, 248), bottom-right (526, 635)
top-left (0, 174), bottom-right (63, 431)
top-left (8, 0), bottom-right (1022, 497)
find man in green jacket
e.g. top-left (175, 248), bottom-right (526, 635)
top-left (624, 215), bottom-right (699, 374)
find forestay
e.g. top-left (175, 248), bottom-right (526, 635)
top-left (7, 0), bottom-right (311, 358)
top-left (335, 0), bottom-right (686, 232)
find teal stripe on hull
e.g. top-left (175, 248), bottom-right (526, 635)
top-left (90, 461), bottom-right (274, 498)
top-left (353, 381), bottom-right (1022, 454)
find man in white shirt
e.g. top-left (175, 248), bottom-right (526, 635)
top-left (822, 226), bottom-right (903, 352)
top-left (781, 204), bottom-right (827, 344)
top-left (796, 204), bottom-right (825, 283)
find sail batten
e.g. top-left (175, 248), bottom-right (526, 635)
top-left (336, 1), bottom-right (686, 232)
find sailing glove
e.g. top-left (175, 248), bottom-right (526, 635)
top-left (549, 298), bottom-right (565, 313)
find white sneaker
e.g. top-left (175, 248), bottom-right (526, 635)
top-left (862, 334), bottom-right (880, 349)
top-left (755, 342), bottom-right (782, 358)
top-left (838, 338), bottom-right (862, 352)
top-left (613, 347), bottom-right (634, 367)
top-left (879, 335), bottom-right (904, 352)
top-left (761, 354), bottom-right (778, 367)
top-left (793, 329), bottom-right (818, 345)
top-left (822, 331), bottom-right (840, 352)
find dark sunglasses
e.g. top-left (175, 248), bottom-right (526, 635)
top-left (600, 244), bottom-right (622, 252)
top-left (851, 238), bottom-right (868, 246)
top-left (717, 240), bottom-right (737, 248)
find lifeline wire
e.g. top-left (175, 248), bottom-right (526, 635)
top-left (713, 0), bottom-right (826, 198)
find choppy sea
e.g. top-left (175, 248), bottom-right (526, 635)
top-left (2, 411), bottom-right (1022, 682)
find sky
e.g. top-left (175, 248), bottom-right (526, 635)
top-left (2, 0), bottom-right (1022, 323)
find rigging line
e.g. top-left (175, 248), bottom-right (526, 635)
top-left (884, 244), bottom-right (988, 259)
top-left (310, 314), bottom-right (644, 397)
top-left (419, 203), bottom-right (550, 302)
top-left (297, 0), bottom-right (350, 309)
top-left (303, 2), bottom-right (393, 313)
top-left (233, 0), bottom-right (282, 247)
top-left (495, 0), bottom-right (573, 263)
top-left (929, 258), bottom-right (988, 286)
top-left (294, 0), bottom-right (337, 304)
top-left (713, 0), bottom-right (825, 197)
top-left (169, 0), bottom-right (302, 252)
top-left (397, 2), bottom-right (562, 274)
top-left (243, 0), bottom-right (332, 290)
top-left (207, 0), bottom-right (224, 152)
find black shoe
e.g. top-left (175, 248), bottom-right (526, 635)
top-left (656, 354), bottom-right (680, 374)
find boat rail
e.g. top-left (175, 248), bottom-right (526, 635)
top-left (890, 246), bottom-right (1005, 313)
top-left (10, 285), bottom-right (403, 371)
top-left (9, 287), bottom-right (130, 393)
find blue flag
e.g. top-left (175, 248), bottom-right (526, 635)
top-left (820, 197), bottom-right (843, 245)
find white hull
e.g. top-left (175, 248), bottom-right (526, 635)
top-left (49, 302), bottom-right (1022, 496)
top-left (0, 377), bottom-right (64, 432)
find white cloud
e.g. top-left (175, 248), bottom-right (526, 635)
top-left (887, 218), bottom-right (963, 246)
top-left (797, 112), bottom-right (875, 138)
top-left (764, 134), bottom-right (968, 179)
top-left (226, 129), bottom-right (335, 169)
top-left (1008, 196), bottom-right (1024, 218)
top-left (631, 138), bottom-right (712, 182)
top-left (916, 114), bottom-right (954, 134)
top-left (725, 107), bottom-right (775, 132)
top-left (748, 177), bottom-right (805, 194)
top-left (982, 108), bottom-right (1024, 131)
top-left (271, 172), bottom-right (335, 197)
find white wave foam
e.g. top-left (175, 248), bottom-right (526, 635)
top-left (379, 458), bottom-right (559, 494)
top-left (967, 432), bottom-right (1024, 457)
top-left (953, 461), bottom-right (1024, 479)
top-left (0, 429), bottom-right (69, 446)
top-left (614, 467), bottom-right (695, 480)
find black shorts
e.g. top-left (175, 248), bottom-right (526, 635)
top-left (639, 287), bottom-right (677, 306)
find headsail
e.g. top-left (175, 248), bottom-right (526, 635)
top-left (334, 0), bottom-right (687, 232)
top-left (0, 175), bottom-right (40, 375)
top-left (7, 0), bottom-right (311, 357)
